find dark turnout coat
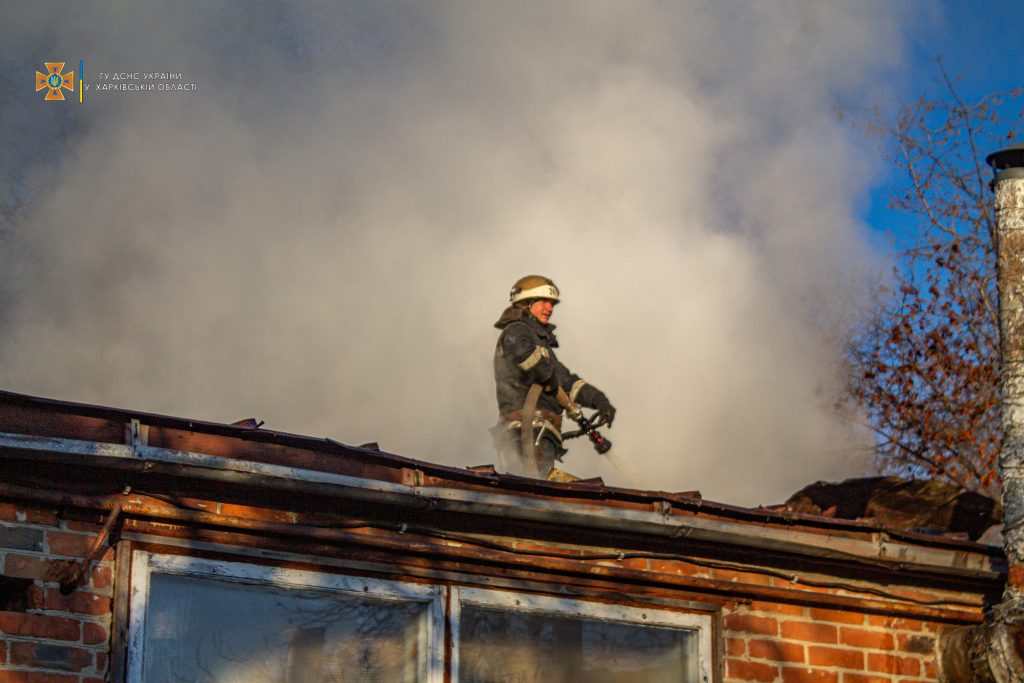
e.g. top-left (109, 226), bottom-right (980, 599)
top-left (493, 306), bottom-right (606, 422)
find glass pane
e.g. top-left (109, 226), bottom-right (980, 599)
top-left (141, 572), bottom-right (427, 683)
top-left (460, 605), bottom-right (699, 683)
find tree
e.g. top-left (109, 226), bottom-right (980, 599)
top-left (846, 65), bottom-right (1023, 497)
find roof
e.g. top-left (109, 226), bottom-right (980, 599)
top-left (0, 389), bottom-right (1004, 592)
top-left (0, 385), bottom-right (1007, 630)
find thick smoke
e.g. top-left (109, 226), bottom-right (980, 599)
top-left (1, 1), bottom-right (912, 505)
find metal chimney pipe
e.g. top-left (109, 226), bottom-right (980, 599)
top-left (938, 145), bottom-right (1024, 682)
top-left (989, 144), bottom-right (1024, 592)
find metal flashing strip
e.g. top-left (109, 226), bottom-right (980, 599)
top-left (0, 430), bottom-right (1002, 579)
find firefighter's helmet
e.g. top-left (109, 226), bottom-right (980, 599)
top-left (510, 275), bottom-right (560, 304)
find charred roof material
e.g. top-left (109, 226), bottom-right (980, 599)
top-left (784, 476), bottom-right (1002, 541)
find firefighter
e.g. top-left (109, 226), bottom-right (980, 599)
top-left (492, 275), bottom-right (616, 478)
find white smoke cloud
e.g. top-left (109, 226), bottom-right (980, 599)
top-left (1, 1), bottom-right (916, 505)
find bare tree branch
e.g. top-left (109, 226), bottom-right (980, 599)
top-left (844, 71), bottom-right (1022, 497)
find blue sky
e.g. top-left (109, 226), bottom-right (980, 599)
top-left (910, 1), bottom-right (1020, 101)
top-left (862, 0), bottom-right (1022, 241)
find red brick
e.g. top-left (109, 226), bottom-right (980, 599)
top-left (749, 601), bottom-right (805, 616)
top-left (841, 675), bottom-right (891, 683)
top-left (725, 613), bottom-right (779, 636)
top-left (43, 588), bottom-right (112, 616)
top-left (89, 564), bottom-right (112, 590)
top-left (865, 616), bottom-right (923, 631)
top-left (749, 638), bottom-right (805, 663)
top-left (712, 567), bottom-right (773, 586)
top-left (808, 646), bottom-right (864, 670)
top-left (808, 608), bottom-right (864, 625)
top-left (781, 668), bottom-right (839, 683)
top-left (0, 612), bottom-right (80, 641)
top-left (0, 503), bottom-right (58, 525)
top-left (840, 627), bottom-right (894, 650)
top-left (6, 552), bottom-right (51, 580)
top-left (781, 621), bottom-right (838, 644)
top-left (889, 618), bottom-right (925, 632)
top-left (95, 651), bottom-right (107, 674)
top-left (725, 637), bottom-right (746, 656)
top-left (45, 531), bottom-right (94, 557)
top-left (10, 642), bottom-right (93, 672)
top-left (867, 653), bottom-right (921, 677)
top-left (726, 657), bottom-right (778, 682)
top-left (82, 621), bottom-right (108, 645)
top-left (3, 554), bottom-right (71, 581)
top-left (0, 672), bottom-right (79, 682)
top-left (1, 640), bottom-right (6, 664)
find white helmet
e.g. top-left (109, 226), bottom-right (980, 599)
top-left (510, 275), bottom-right (560, 305)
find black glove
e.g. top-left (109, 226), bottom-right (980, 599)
top-left (593, 392), bottom-right (616, 427)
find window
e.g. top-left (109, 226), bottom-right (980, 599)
top-left (128, 553), bottom-right (713, 682)
top-left (127, 553), bottom-right (444, 683)
top-left (453, 587), bottom-right (712, 683)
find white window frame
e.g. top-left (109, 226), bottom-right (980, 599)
top-left (452, 586), bottom-right (714, 683)
top-left (126, 552), bottom-right (445, 683)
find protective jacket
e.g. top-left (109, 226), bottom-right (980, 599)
top-left (493, 306), bottom-right (608, 423)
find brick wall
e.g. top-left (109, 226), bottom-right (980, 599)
top-left (0, 502), bottom-right (112, 683)
top-left (0, 494), bottom-right (976, 683)
top-left (590, 546), bottom-right (955, 682)
top-left (723, 601), bottom-right (939, 683)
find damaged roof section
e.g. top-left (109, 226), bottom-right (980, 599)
top-left (782, 476), bottom-right (1002, 542)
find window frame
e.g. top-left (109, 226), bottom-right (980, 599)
top-left (451, 585), bottom-right (714, 683)
top-left (126, 551), bottom-right (446, 683)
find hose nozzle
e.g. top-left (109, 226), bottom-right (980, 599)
top-left (556, 389), bottom-right (612, 455)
